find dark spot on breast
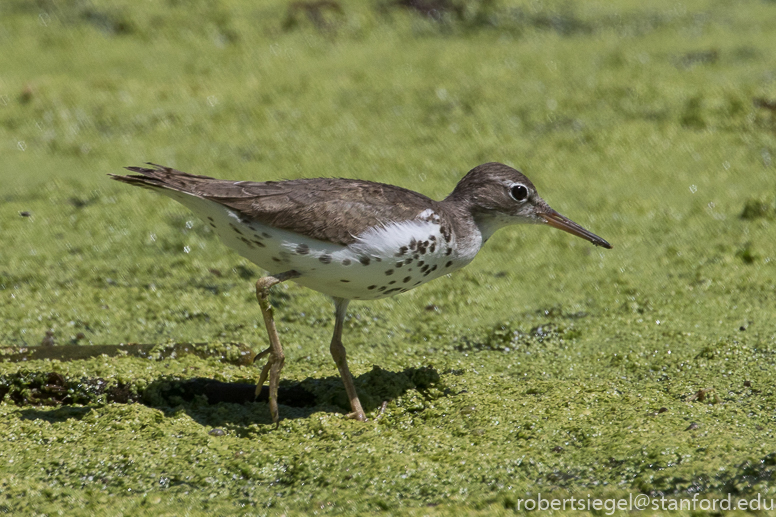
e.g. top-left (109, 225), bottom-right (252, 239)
top-left (378, 286), bottom-right (386, 291)
top-left (409, 239), bottom-right (417, 250)
top-left (429, 243), bottom-right (436, 253)
top-left (400, 288), bottom-right (408, 293)
top-left (385, 269), bottom-right (394, 276)
top-left (429, 235), bottom-right (436, 241)
top-left (209, 223), bottom-right (216, 228)
top-left (296, 243), bottom-right (310, 255)
top-left (395, 262), bottom-right (403, 268)
top-left (340, 279), bottom-right (350, 283)
top-left (374, 257), bottom-right (382, 262)
top-left (420, 264), bottom-right (429, 273)
top-left (414, 281), bottom-right (422, 285)
top-left (403, 258), bottom-right (413, 265)
top-left (403, 276), bottom-right (411, 283)
top-left (319, 254), bottom-right (332, 264)
top-left (207, 217), bottom-right (214, 222)
top-left (413, 253), bottom-right (420, 260)
top-left (252, 234), bottom-right (263, 240)
top-left (384, 288), bottom-right (401, 294)
top-left (445, 261), bottom-right (453, 268)
top-left (253, 240), bottom-right (266, 248)
top-left (262, 232), bottom-right (272, 239)
top-left (367, 285), bottom-right (376, 290)
top-left (395, 246), bottom-right (408, 257)
top-left (445, 248), bottom-right (453, 256)
top-left (388, 280), bottom-right (396, 285)
top-left (229, 223), bottom-right (243, 235)
top-left (417, 261), bottom-right (425, 267)
top-left (272, 256), bottom-right (281, 262)
top-left (342, 259), bottom-right (351, 266)
top-left (359, 256), bottom-right (371, 266)
top-left (430, 265), bottom-right (437, 272)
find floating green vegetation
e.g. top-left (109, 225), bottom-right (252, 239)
top-left (1, 0), bottom-right (775, 514)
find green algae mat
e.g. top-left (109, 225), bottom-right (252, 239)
top-left (2, 0), bottom-right (775, 515)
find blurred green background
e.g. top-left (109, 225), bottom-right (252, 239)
top-left (1, 0), bottom-right (775, 515)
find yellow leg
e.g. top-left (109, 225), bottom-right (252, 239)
top-left (330, 298), bottom-right (366, 421)
top-left (254, 270), bottom-right (299, 425)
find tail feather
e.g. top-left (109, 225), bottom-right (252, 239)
top-left (109, 163), bottom-right (218, 193)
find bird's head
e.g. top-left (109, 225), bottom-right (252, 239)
top-left (447, 162), bottom-right (612, 249)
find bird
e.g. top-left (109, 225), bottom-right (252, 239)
top-left (110, 162), bottom-right (612, 424)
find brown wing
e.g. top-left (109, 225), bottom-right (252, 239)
top-left (110, 163), bottom-right (440, 246)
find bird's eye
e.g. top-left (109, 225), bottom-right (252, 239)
top-left (510, 184), bottom-right (529, 201)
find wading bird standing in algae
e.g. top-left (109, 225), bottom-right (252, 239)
top-left (111, 162), bottom-right (612, 424)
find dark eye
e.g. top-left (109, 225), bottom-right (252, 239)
top-left (510, 184), bottom-right (528, 201)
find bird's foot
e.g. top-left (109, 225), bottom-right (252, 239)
top-left (346, 394), bottom-right (366, 422)
top-left (346, 410), bottom-right (367, 422)
top-left (254, 349), bottom-right (284, 425)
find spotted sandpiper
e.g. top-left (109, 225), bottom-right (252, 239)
top-left (111, 162), bottom-right (611, 423)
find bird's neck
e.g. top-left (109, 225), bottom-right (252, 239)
top-left (436, 198), bottom-right (494, 263)
top-left (440, 195), bottom-right (505, 246)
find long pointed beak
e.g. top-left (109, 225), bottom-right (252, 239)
top-left (539, 208), bottom-right (612, 249)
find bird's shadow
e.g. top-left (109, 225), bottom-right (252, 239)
top-left (144, 364), bottom-right (440, 431)
top-left (19, 405), bottom-right (94, 422)
top-left (15, 365), bottom-right (441, 432)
